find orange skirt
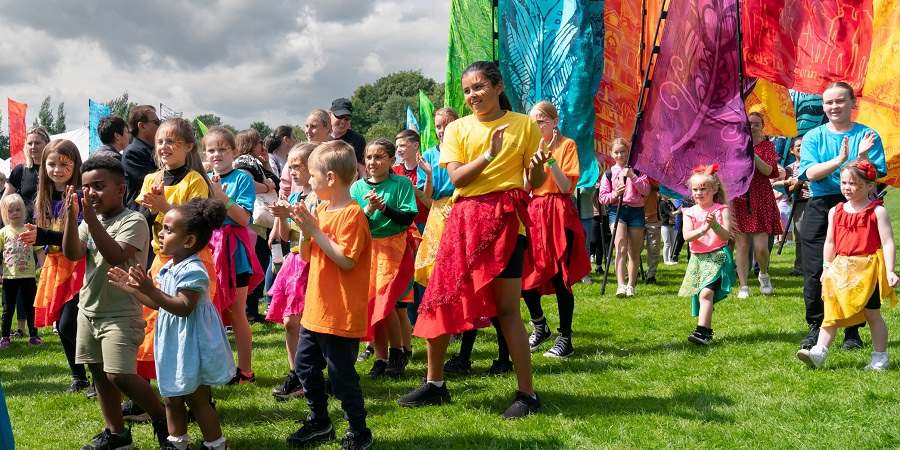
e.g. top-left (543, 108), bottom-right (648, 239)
top-left (136, 247), bottom-right (217, 379)
top-left (33, 252), bottom-right (85, 328)
top-left (366, 229), bottom-right (417, 341)
top-left (522, 194), bottom-right (591, 294)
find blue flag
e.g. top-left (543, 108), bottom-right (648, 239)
top-left (406, 106), bottom-right (420, 132)
top-left (88, 99), bottom-right (111, 153)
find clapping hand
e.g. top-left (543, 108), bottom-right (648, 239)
top-left (859, 131), bottom-right (876, 160)
top-left (141, 179), bottom-right (170, 212)
top-left (363, 189), bottom-right (385, 215)
top-left (291, 202), bottom-right (320, 235)
top-left (209, 174), bottom-right (228, 202)
top-left (489, 125), bottom-right (509, 159)
top-left (80, 187), bottom-right (98, 223)
top-left (837, 136), bottom-right (850, 164)
top-left (529, 149), bottom-right (551, 171)
top-left (18, 223), bottom-right (37, 245)
top-left (417, 155), bottom-right (432, 178)
top-left (268, 199), bottom-right (291, 218)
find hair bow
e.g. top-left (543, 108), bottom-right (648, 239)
top-left (853, 160), bottom-right (877, 181)
top-left (692, 163), bottom-right (720, 175)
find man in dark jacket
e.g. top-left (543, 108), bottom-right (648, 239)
top-left (122, 105), bottom-right (160, 210)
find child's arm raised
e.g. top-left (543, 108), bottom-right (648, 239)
top-left (447, 125), bottom-right (508, 188)
top-left (210, 175), bottom-right (251, 227)
top-left (681, 210), bottom-right (708, 242)
top-left (62, 188), bottom-right (86, 261)
top-left (820, 207), bottom-right (837, 282)
top-left (79, 188), bottom-right (142, 266)
top-left (293, 203), bottom-right (356, 270)
top-left (874, 205), bottom-right (899, 287)
top-left (108, 265), bottom-right (200, 317)
top-left (708, 206), bottom-right (731, 241)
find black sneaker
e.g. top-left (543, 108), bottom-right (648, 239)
top-left (152, 418), bottom-right (169, 448)
top-left (501, 391), bottom-right (542, 419)
top-left (357, 345), bottom-right (375, 362)
top-left (227, 368), bottom-right (256, 385)
top-left (84, 383), bottom-right (97, 400)
top-left (384, 347), bottom-right (408, 378)
top-left (81, 428), bottom-right (133, 450)
top-left (67, 378), bottom-right (91, 394)
top-left (369, 359), bottom-right (388, 379)
top-left (11, 329), bottom-right (24, 338)
top-left (645, 276), bottom-right (657, 285)
top-left (397, 381), bottom-right (451, 407)
top-left (842, 327), bottom-right (864, 351)
top-left (800, 325), bottom-right (820, 350)
top-left (340, 428), bottom-right (373, 450)
top-left (687, 327), bottom-right (713, 346)
top-left (272, 372), bottom-right (304, 401)
top-left (789, 268), bottom-right (804, 276)
top-left (487, 359), bottom-right (513, 375)
top-left (286, 418), bottom-right (335, 447)
top-left (543, 335), bottom-right (573, 358)
top-left (443, 354), bottom-right (472, 375)
top-left (528, 320), bottom-right (552, 352)
top-left (122, 399), bottom-right (150, 422)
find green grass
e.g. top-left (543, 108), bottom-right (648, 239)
top-left (5, 190), bottom-right (900, 449)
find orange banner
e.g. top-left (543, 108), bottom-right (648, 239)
top-left (745, 79), bottom-right (798, 137)
top-left (7, 99), bottom-right (27, 167)
top-left (857, 0), bottom-right (900, 186)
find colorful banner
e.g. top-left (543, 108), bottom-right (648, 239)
top-left (499, 0), bottom-right (604, 187)
top-left (742, 0), bottom-right (874, 95)
top-left (406, 106), bottom-right (419, 132)
top-left (631, 0), bottom-right (753, 199)
top-left (790, 90), bottom-right (827, 137)
top-left (745, 79), bottom-right (798, 137)
top-left (7, 99), bottom-right (27, 167)
top-left (418, 91), bottom-right (438, 151)
top-left (856, 0), bottom-right (900, 186)
top-left (594, 0), bottom-right (642, 167)
top-left (88, 99), bottom-right (111, 153)
top-left (445, 0), bottom-right (496, 115)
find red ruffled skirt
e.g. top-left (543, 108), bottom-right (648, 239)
top-left (522, 194), bottom-right (591, 294)
top-left (366, 229), bottom-right (417, 341)
top-left (266, 252), bottom-right (309, 322)
top-left (413, 190), bottom-right (530, 339)
top-left (34, 252), bottom-right (85, 328)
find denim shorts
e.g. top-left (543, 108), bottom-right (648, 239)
top-left (608, 205), bottom-right (645, 228)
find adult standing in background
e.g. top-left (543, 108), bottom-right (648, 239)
top-left (330, 98), bottom-right (367, 179)
top-left (122, 105), bottom-right (160, 211)
top-left (797, 81), bottom-right (886, 351)
top-left (4, 126), bottom-right (50, 220)
top-left (95, 116), bottom-right (130, 161)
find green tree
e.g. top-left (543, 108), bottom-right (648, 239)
top-left (0, 111), bottom-right (8, 159)
top-left (53, 102), bottom-right (66, 134)
top-left (36, 96), bottom-right (54, 131)
top-left (292, 126), bottom-right (307, 142)
top-left (350, 71), bottom-right (444, 137)
top-left (106, 92), bottom-right (137, 122)
top-left (249, 121), bottom-right (272, 139)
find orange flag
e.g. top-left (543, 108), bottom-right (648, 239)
top-left (745, 79), bottom-right (798, 137)
top-left (857, 0), bottom-right (900, 186)
top-left (7, 99), bottom-right (27, 167)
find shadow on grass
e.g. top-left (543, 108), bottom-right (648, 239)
top-left (378, 433), bottom-right (566, 450)
top-left (1, 364), bottom-right (69, 396)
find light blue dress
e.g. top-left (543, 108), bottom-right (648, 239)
top-left (155, 254), bottom-right (235, 397)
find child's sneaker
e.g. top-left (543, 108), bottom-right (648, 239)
top-left (796, 345), bottom-right (828, 369)
top-left (357, 345), bottom-right (374, 362)
top-left (736, 286), bottom-right (750, 299)
top-left (543, 335), bottom-right (573, 358)
top-left (0, 337), bottom-right (10, 349)
top-left (625, 285), bottom-right (635, 297)
top-left (151, 418), bottom-right (170, 448)
top-left (528, 320), bottom-right (552, 352)
top-left (865, 352), bottom-right (889, 371)
top-left (687, 326), bottom-right (713, 346)
top-left (340, 428), bottom-right (373, 450)
top-left (81, 427), bottom-right (133, 450)
top-left (615, 285), bottom-right (627, 298)
top-left (758, 273), bottom-right (774, 295)
top-left (227, 368), bottom-right (255, 385)
top-left (272, 372), bottom-right (304, 401)
top-left (501, 391), bottom-right (542, 419)
top-left (67, 378), bottom-right (91, 394)
top-left (384, 347), bottom-right (409, 378)
top-left (122, 399), bottom-right (151, 422)
top-left (486, 359), bottom-right (513, 375)
top-left (11, 329), bottom-right (24, 338)
top-left (29, 336), bottom-right (43, 346)
top-left (397, 381), bottom-right (451, 407)
top-left (368, 359), bottom-right (388, 379)
top-left (286, 417), bottom-right (335, 447)
top-left (443, 354), bottom-right (472, 375)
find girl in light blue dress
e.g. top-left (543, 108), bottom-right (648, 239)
top-left (109, 198), bottom-right (233, 450)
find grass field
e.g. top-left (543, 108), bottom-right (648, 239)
top-left (4, 190), bottom-right (900, 449)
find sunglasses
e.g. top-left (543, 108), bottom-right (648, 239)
top-left (143, 118), bottom-right (161, 126)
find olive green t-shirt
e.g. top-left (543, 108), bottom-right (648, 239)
top-left (78, 209), bottom-right (149, 318)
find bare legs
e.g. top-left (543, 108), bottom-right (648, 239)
top-left (611, 223), bottom-right (645, 287)
top-left (734, 232), bottom-right (771, 288)
top-left (226, 286), bottom-right (252, 374)
top-left (283, 315), bottom-right (301, 370)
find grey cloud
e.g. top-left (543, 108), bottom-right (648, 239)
top-left (304, 0), bottom-right (376, 24)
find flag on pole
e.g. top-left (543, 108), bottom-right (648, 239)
top-left (418, 91), bottom-right (438, 151)
top-left (406, 106), bottom-right (419, 132)
top-left (445, 0), bottom-right (496, 115)
top-left (195, 118), bottom-right (208, 137)
top-left (89, 99), bottom-right (111, 153)
top-left (159, 103), bottom-right (181, 120)
top-left (631, 0), bottom-right (753, 200)
top-left (745, 79), bottom-right (797, 138)
top-left (7, 99), bottom-right (27, 167)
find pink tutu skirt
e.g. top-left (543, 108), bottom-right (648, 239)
top-left (266, 252), bottom-right (309, 322)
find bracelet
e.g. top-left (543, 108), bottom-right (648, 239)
top-left (483, 151), bottom-right (495, 162)
top-left (225, 200), bottom-right (236, 209)
top-left (823, 262), bottom-right (831, 270)
top-left (546, 158), bottom-right (557, 167)
top-left (711, 221), bottom-right (721, 231)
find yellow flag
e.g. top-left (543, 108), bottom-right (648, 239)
top-left (745, 79), bottom-right (797, 138)
top-left (857, 0), bottom-right (900, 187)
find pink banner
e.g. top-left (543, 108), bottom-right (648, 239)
top-left (7, 99), bottom-right (27, 167)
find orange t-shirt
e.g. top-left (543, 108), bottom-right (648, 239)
top-left (300, 201), bottom-right (372, 338)
top-left (531, 137), bottom-right (579, 196)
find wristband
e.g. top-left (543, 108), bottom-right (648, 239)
top-left (711, 221), bottom-right (721, 231)
top-left (546, 158), bottom-right (557, 167)
top-left (483, 151), bottom-right (495, 162)
top-left (225, 200), bottom-right (236, 209)
top-left (823, 261), bottom-right (831, 270)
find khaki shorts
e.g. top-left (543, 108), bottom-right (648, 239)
top-left (75, 312), bottom-right (146, 375)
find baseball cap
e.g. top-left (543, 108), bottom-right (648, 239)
top-left (330, 98), bottom-right (353, 117)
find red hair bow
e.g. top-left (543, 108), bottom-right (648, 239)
top-left (692, 163), bottom-right (720, 175)
top-left (853, 160), bottom-right (877, 180)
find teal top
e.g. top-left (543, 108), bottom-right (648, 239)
top-left (350, 174), bottom-right (418, 238)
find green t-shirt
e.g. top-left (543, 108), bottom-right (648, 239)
top-left (0, 225), bottom-right (37, 279)
top-left (78, 208), bottom-right (149, 318)
top-left (350, 174), bottom-right (418, 238)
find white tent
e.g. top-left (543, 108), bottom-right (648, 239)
top-left (0, 127), bottom-right (91, 177)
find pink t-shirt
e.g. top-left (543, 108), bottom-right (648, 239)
top-left (598, 165), bottom-right (650, 207)
top-left (684, 203), bottom-right (729, 254)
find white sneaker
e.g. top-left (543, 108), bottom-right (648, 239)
top-left (865, 352), bottom-right (890, 371)
top-left (580, 275), bottom-right (593, 285)
top-left (758, 273), bottom-right (774, 295)
top-left (615, 285), bottom-right (627, 298)
top-left (797, 345), bottom-right (827, 369)
top-left (737, 286), bottom-right (750, 299)
top-left (664, 261), bottom-right (678, 266)
top-left (625, 285), bottom-right (635, 297)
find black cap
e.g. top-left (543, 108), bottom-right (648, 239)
top-left (330, 98), bottom-right (353, 117)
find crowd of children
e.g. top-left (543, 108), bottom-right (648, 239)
top-left (1, 68), bottom-right (896, 450)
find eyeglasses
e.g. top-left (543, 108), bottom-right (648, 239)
top-left (143, 118), bottom-right (161, 126)
top-left (535, 120), bottom-right (551, 126)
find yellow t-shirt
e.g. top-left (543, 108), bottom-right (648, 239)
top-left (440, 111), bottom-right (542, 198)
top-left (136, 170), bottom-right (210, 254)
top-left (531, 137), bottom-right (580, 196)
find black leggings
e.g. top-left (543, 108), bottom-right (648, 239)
top-left (2, 278), bottom-right (37, 337)
top-left (522, 273), bottom-right (575, 336)
top-left (57, 299), bottom-right (87, 381)
top-left (457, 318), bottom-right (509, 363)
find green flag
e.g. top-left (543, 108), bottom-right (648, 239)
top-left (445, 0), bottom-right (496, 115)
top-left (195, 118), bottom-right (208, 137)
top-left (418, 91), bottom-right (438, 151)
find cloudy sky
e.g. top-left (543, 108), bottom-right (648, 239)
top-left (0, 0), bottom-right (450, 130)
